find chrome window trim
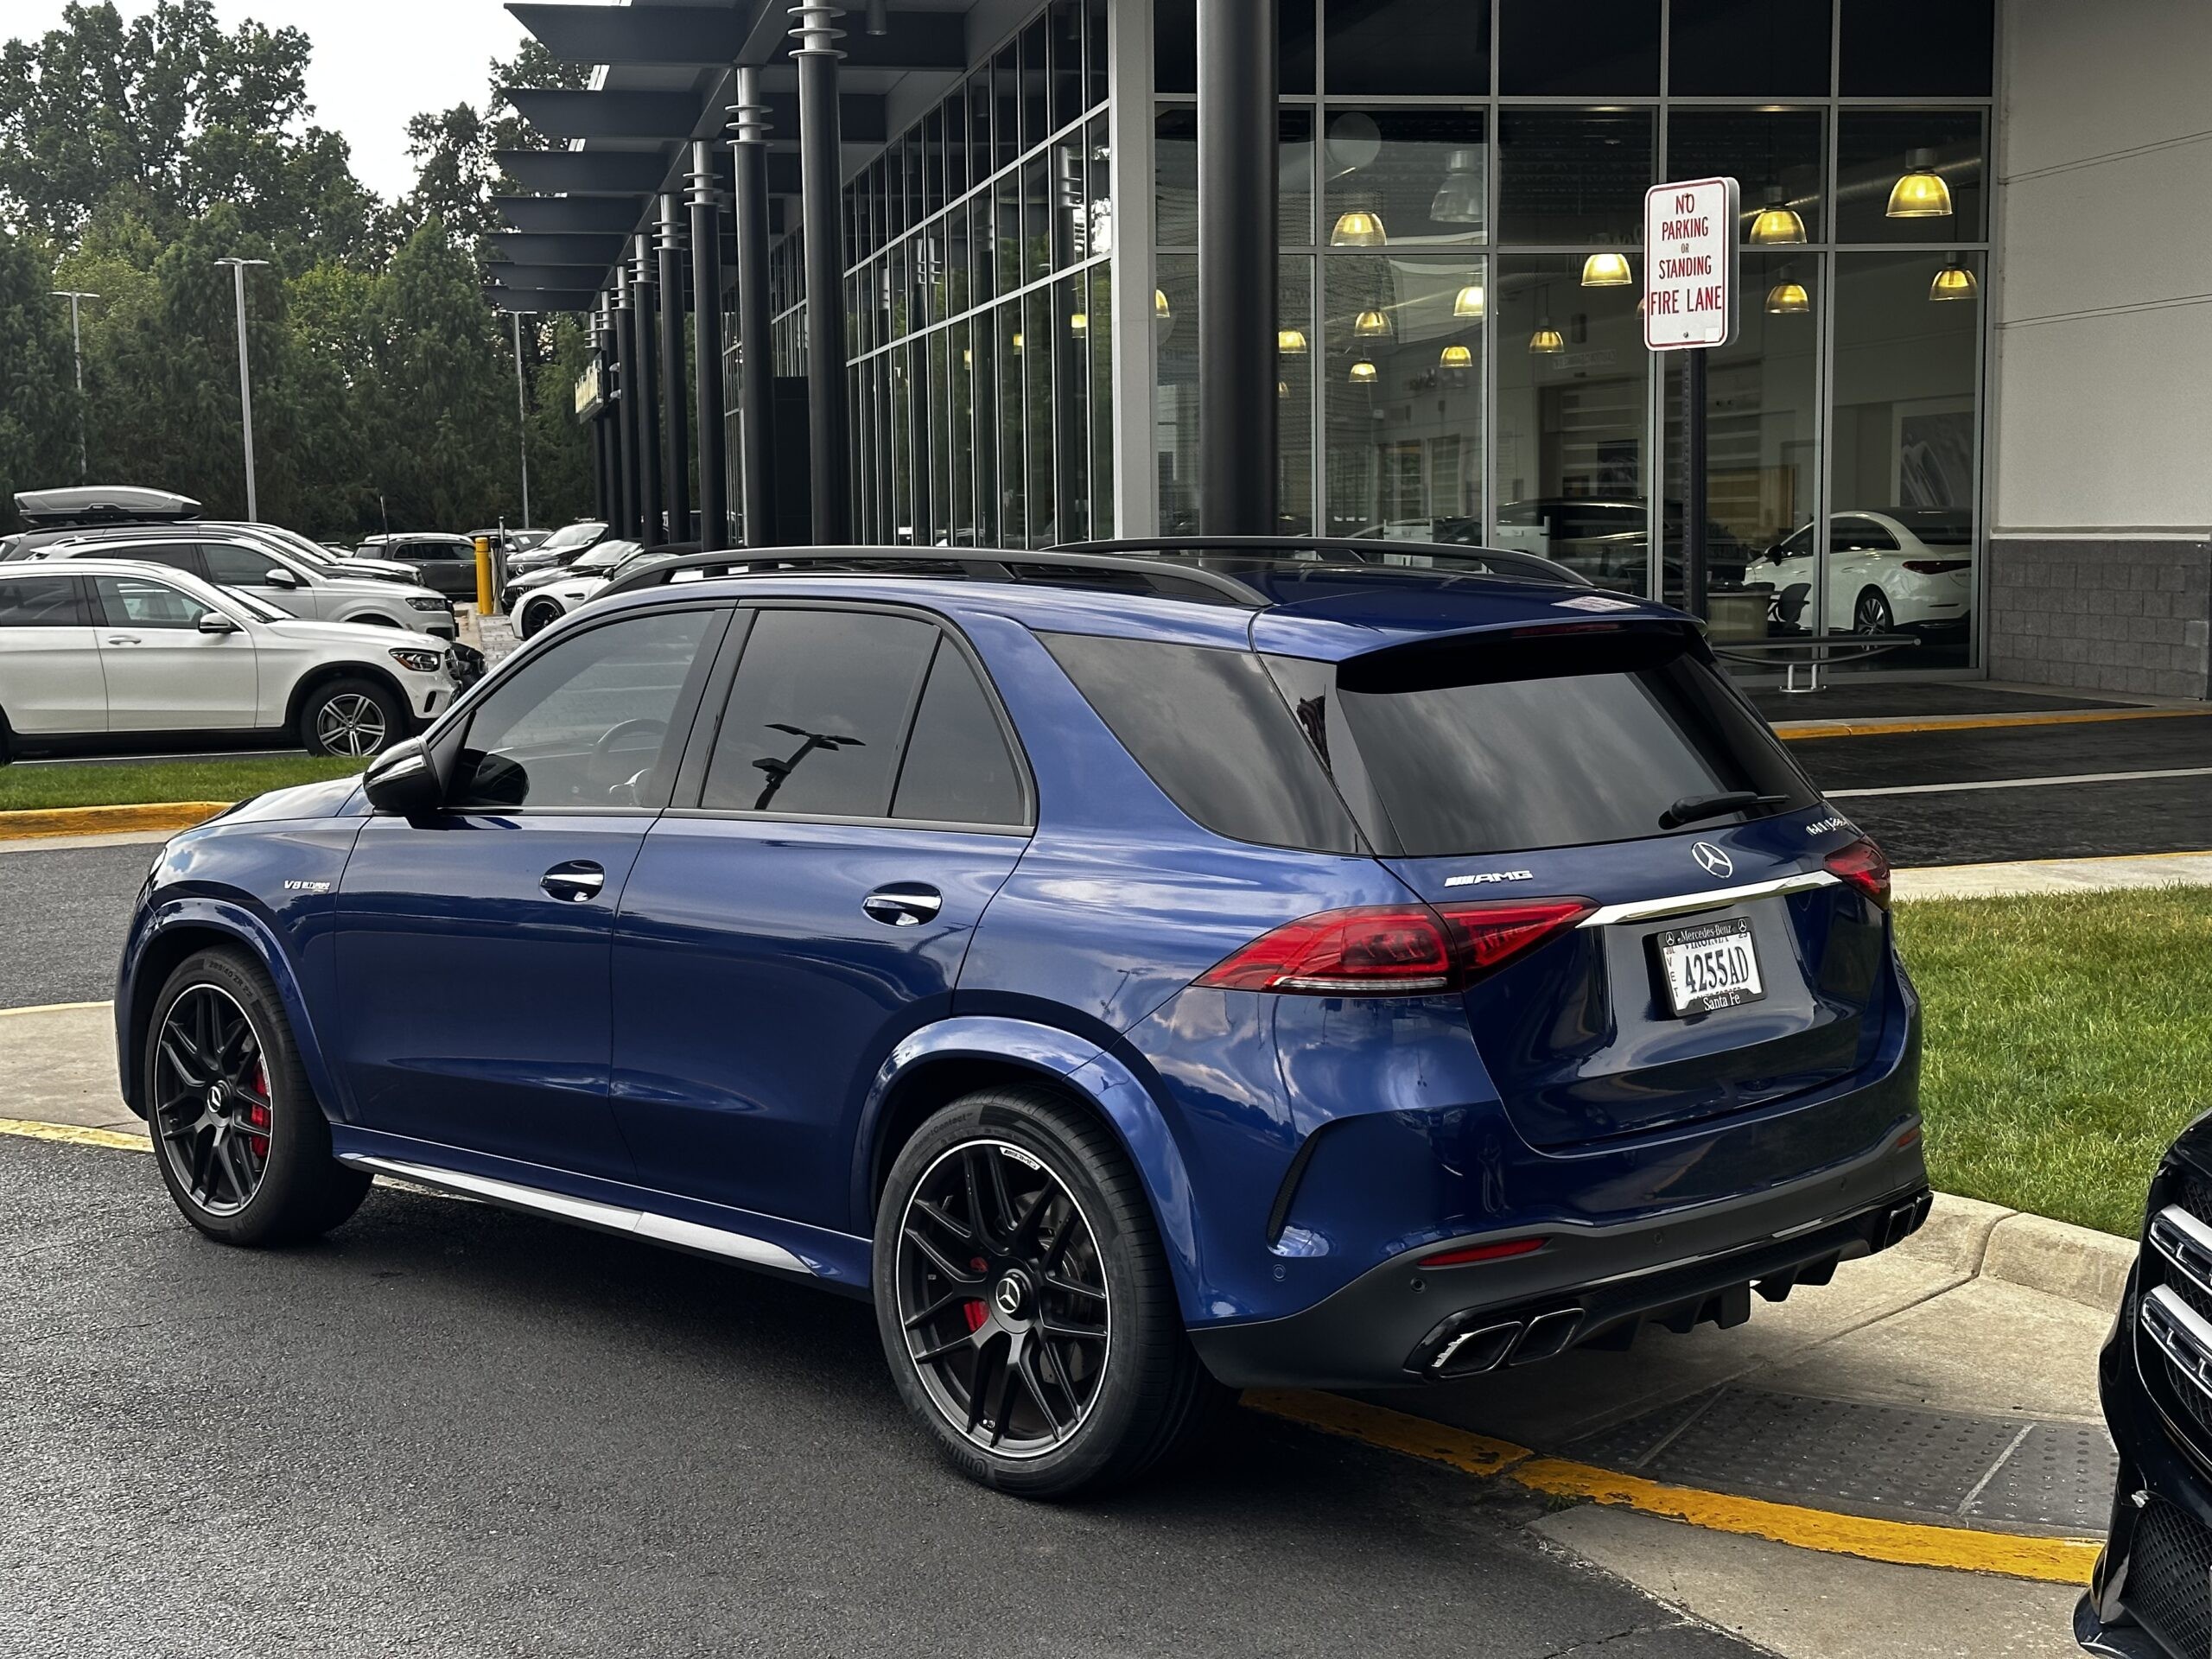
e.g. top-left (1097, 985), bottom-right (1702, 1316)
top-left (340, 1154), bottom-right (812, 1275)
top-left (1577, 869), bottom-right (1841, 928)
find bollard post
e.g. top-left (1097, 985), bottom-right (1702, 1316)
top-left (474, 535), bottom-right (495, 615)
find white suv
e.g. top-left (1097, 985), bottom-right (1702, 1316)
top-left (27, 531), bottom-right (457, 639)
top-left (0, 559), bottom-right (458, 760)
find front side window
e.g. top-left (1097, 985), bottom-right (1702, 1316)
top-left (202, 543), bottom-right (287, 586)
top-left (702, 610), bottom-right (941, 817)
top-left (92, 575), bottom-right (213, 631)
top-left (451, 609), bottom-right (715, 811)
top-left (0, 575), bottom-right (89, 628)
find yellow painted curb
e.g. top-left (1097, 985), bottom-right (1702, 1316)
top-left (0, 1000), bottom-right (115, 1017)
top-left (0, 801), bottom-right (231, 841)
top-left (1776, 707), bottom-right (2206, 742)
top-left (1245, 1389), bottom-right (2099, 1586)
top-left (0, 1116), bottom-right (147, 1153)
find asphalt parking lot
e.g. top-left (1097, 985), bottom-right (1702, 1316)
top-left (0, 1134), bottom-right (1754, 1659)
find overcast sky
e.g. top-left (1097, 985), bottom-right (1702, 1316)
top-left (6, 0), bottom-right (543, 201)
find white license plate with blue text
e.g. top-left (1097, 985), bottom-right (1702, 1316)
top-left (1657, 918), bottom-right (1764, 1015)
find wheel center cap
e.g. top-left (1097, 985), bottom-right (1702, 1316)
top-left (205, 1084), bottom-right (226, 1114)
top-left (992, 1271), bottom-right (1030, 1320)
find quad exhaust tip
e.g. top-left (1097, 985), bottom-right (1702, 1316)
top-left (1427, 1307), bottom-right (1586, 1377)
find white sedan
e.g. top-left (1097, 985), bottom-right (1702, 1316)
top-left (0, 559), bottom-right (458, 761)
top-left (1751, 510), bottom-right (1975, 636)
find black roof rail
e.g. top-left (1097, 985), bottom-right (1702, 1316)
top-left (594, 544), bottom-right (1274, 606)
top-left (1051, 535), bottom-right (1591, 587)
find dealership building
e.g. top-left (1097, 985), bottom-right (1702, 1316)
top-left (496, 0), bottom-right (2211, 699)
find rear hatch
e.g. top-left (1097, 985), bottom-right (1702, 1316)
top-left (1255, 614), bottom-right (1891, 1149)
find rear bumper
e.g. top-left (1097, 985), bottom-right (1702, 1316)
top-left (1191, 1129), bottom-right (1929, 1390)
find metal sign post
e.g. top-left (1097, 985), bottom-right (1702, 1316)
top-left (1643, 178), bottom-right (1739, 619)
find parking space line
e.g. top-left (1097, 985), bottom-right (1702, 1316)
top-left (1832, 765), bottom-right (2212, 799)
top-left (0, 1116), bottom-right (146, 1152)
top-left (1245, 1389), bottom-right (2101, 1586)
top-left (1776, 709), bottom-right (2205, 741)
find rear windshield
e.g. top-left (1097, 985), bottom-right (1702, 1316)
top-left (1264, 627), bottom-right (1817, 857)
top-left (1885, 509), bottom-right (1973, 547)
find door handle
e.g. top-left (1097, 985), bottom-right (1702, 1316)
top-left (862, 884), bottom-right (943, 927)
top-left (540, 861), bottom-right (607, 903)
top-left (105, 634), bottom-right (141, 645)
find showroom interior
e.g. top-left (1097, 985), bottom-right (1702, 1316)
top-left (497, 0), bottom-right (2210, 699)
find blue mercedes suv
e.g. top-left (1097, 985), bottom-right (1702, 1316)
top-left (117, 541), bottom-right (1928, 1496)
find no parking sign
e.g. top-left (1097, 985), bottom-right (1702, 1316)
top-left (1643, 177), bottom-right (1739, 351)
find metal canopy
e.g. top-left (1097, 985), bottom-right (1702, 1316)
top-left (505, 86), bottom-right (888, 145)
top-left (510, 2), bottom-right (967, 73)
top-left (487, 262), bottom-right (616, 289)
top-left (484, 288), bottom-right (595, 313)
top-left (495, 149), bottom-right (675, 195)
top-left (492, 195), bottom-right (652, 236)
top-left (486, 232), bottom-right (631, 267)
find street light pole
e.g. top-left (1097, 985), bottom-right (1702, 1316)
top-left (512, 310), bottom-right (533, 530)
top-left (50, 289), bottom-right (100, 480)
top-left (214, 257), bottom-right (270, 521)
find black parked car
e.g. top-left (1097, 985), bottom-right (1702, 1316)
top-left (366, 534), bottom-right (484, 600)
top-left (2078, 1117), bottom-right (2212, 1656)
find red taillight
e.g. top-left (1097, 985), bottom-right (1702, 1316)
top-left (1196, 897), bottom-right (1592, 995)
top-left (1824, 835), bottom-right (1892, 910)
top-left (1900, 559), bottom-right (1969, 575)
top-left (1419, 1236), bottom-right (1547, 1268)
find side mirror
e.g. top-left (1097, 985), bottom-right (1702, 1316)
top-left (264, 567), bottom-right (302, 589)
top-left (196, 612), bottom-right (238, 635)
top-left (362, 738), bottom-right (444, 817)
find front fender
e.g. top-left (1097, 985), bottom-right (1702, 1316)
top-left (853, 1016), bottom-right (1211, 1320)
top-left (118, 896), bottom-right (342, 1123)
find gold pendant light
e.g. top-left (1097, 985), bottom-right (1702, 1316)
top-left (1438, 343), bottom-right (1473, 372)
top-left (1277, 327), bottom-right (1309, 356)
top-left (1154, 289), bottom-right (1172, 321)
top-left (1330, 208), bottom-right (1387, 248)
top-left (1765, 265), bottom-right (1810, 315)
top-left (1886, 148), bottom-right (1954, 219)
top-left (1348, 359), bottom-right (1378, 384)
top-left (1529, 318), bottom-right (1564, 354)
top-left (1929, 254), bottom-right (1979, 302)
top-left (1069, 311), bottom-right (1088, 335)
top-left (1452, 282), bottom-right (1485, 319)
top-left (1352, 308), bottom-right (1393, 340)
top-left (1580, 251), bottom-right (1633, 288)
top-left (1748, 184), bottom-right (1806, 245)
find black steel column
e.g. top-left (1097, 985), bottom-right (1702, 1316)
top-left (591, 413), bottom-right (608, 524)
top-left (793, 3), bottom-right (852, 543)
top-left (631, 235), bottom-right (664, 545)
top-left (1197, 0), bottom-right (1277, 535)
top-left (729, 69), bottom-right (780, 546)
top-left (607, 289), bottom-right (639, 542)
top-left (690, 141), bottom-right (730, 551)
top-left (657, 192), bottom-right (692, 543)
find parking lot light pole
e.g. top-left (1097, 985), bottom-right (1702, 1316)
top-left (512, 310), bottom-right (533, 531)
top-left (50, 289), bottom-right (100, 480)
top-left (214, 257), bottom-right (270, 521)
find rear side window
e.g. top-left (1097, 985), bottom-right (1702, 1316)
top-left (0, 575), bottom-right (89, 627)
top-left (1043, 632), bottom-right (1364, 853)
top-left (93, 542), bottom-right (199, 574)
top-left (892, 644), bottom-right (1027, 826)
top-left (702, 609), bottom-right (940, 817)
top-left (1267, 629), bottom-right (1816, 856)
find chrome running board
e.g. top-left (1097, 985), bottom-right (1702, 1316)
top-left (340, 1154), bottom-right (811, 1275)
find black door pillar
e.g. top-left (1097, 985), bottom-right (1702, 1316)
top-left (607, 289), bottom-right (639, 541)
top-left (690, 141), bottom-right (731, 551)
top-left (1198, 0), bottom-right (1278, 535)
top-left (730, 68), bottom-right (781, 547)
top-left (657, 192), bottom-right (692, 544)
top-left (631, 234), bottom-right (665, 545)
top-left (792, 3), bottom-right (852, 544)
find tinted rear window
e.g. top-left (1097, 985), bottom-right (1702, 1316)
top-left (1266, 628), bottom-right (1816, 856)
top-left (1043, 632), bottom-right (1365, 853)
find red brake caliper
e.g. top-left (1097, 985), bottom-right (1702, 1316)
top-left (963, 1257), bottom-right (989, 1332)
top-left (245, 1064), bottom-right (271, 1157)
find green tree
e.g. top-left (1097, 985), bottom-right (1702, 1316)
top-left (400, 40), bottom-right (592, 245)
top-left (366, 220), bottom-right (512, 530)
top-left (0, 229), bottom-right (82, 521)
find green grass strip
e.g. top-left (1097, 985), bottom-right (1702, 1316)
top-left (0, 754), bottom-right (365, 813)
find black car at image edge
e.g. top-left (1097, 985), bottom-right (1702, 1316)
top-left (2080, 1114), bottom-right (2212, 1656)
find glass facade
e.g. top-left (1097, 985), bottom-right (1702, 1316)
top-left (1153, 0), bottom-right (1995, 671)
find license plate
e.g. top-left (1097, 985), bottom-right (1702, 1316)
top-left (1657, 918), bottom-right (1765, 1015)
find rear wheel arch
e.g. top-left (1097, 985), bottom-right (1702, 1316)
top-left (868, 1055), bottom-right (1103, 1221)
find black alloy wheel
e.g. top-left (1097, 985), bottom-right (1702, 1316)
top-left (895, 1140), bottom-right (1112, 1459)
top-left (151, 982), bottom-right (271, 1217)
top-left (145, 949), bottom-right (372, 1246)
top-left (874, 1086), bottom-right (1230, 1497)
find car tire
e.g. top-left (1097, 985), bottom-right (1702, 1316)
top-left (518, 599), bottom-right (563, 639)
top-left (144, 947), bottom-right (372, 1248)
top-left (874, 1084), bottom-right (1231, 1498)
top-left (0, 709), bottom-right (11, 767)
top-left (1853, 588), bottom-right (1895, 635)
top-left (299, 676), bottom-right (405, 758)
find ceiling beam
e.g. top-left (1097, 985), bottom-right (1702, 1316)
top-left (776, 11), bottom-right (968, 71)
top-left (493, 194), bottom-right (648, 236)
top-left (485, 288), bottom-right (596, 314)
top-left (495, 149), bottom-right (674, 195)
top-left (505, 86), bottom-right (886, 144)
top-left (486, 232), bottom-right (630, 267)
top-left (509, 3), bottom-right (748, 66)
top-left (486, 263), bottom-right (611, 289)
